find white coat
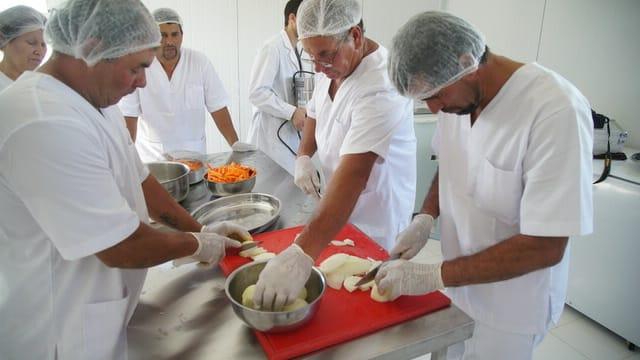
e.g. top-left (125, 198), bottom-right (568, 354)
top-left (0, 71), bottom-right (12, 91)
top-left (0, 72), bottom-right (150, 359)
top-left (247, 30), bottom-right (308, 175)
top-left (119, 48), bottom-right (230, 162)
top-left (433, 63), bottom-right (593, 337)
top-left (307, 46), bottom-right (417, 250)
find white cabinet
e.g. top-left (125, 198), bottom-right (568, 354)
top-left (567, 154), bottom-right (640, 348)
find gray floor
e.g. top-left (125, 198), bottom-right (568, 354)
top-left (410, 240), bottom-right (639, 360)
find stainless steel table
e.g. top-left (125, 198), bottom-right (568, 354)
top-left (128, 150), bottom-right (474, 359)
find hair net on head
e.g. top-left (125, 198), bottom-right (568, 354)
top-left (45, 0), bottom-right (161, 67)
top-left (153, 8), bottom-right (182, 26)
top-left (0, 5), bottom-right (46, 49)
top-left (297, 0), bottom-right (361, 40)
top-left (388, 11), bottom-right (486, 99)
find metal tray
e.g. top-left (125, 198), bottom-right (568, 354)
top-left (191, 193), bottom-right (280, 234)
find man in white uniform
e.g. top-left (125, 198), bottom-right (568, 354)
top-left (119, 8), bottom-right (255, 162)
top-left (0, 1), bottom-right (248, 359)
top-left (376, 12), bottom-right (594, 359)
top-left (247, 0), bottom-right (309, 175)
top-left (252, 0), bottom-right (417, 311)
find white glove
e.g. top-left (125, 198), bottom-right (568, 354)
top-left (375, 260), bottom-right (444, 301)
top-left (231, 141), bottom-right (257, 152)
top-left (294, 155), bottom-right (321, 199)
top-left (390, 214), bottom-right (434, 260)
top-left (201, 221), bottom-right (252, 243)
top-left (173, 232), bottom-right (241, 267)
top-left (252, 243), bottom-right (314, 311)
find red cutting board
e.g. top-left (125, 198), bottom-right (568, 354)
top-left (220, 224), bottom-right (451, 360)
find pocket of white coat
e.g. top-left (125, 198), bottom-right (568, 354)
top-left (473, 158), bottom-right (523, 225)
top-left (185, 85), bottom-right (204, 109)
top-left (83, 292), bottom-right (130, 360)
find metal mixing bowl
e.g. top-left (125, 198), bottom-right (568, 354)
top-left (147, 161), bottom-right (190, 202)
top-left (175, 158), bottom-right (205, 185)
top-left (204, 172), bottom-right (256, 197)
top-left (225, 261), bottom-right (325, 333)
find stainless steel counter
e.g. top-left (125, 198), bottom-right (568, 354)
top-left (128, 150), bottom-right (474, 359)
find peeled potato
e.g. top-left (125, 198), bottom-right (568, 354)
top-left (298, 286), bottom-right (307, 301)
top-left (326, 271), bottom-right (346, 290)
top-left (358, 279), bottom-right (375, 291)
top-left (343, 276), bottom-right (362, 293)
top-left (282, 298), bottom-right (308, 311)
top-left (251, 252), bottom-right (275, 261)
top-left (370, 284), bottom-right (393, 303)
top-left (239, 246), bottom-right (267, 258)
top-left (242, 284), bottom-right (256, 308)
top-left (319, 253), bottom-right (350, 273)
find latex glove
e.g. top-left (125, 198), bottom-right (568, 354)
top-left (375, 260), bottom-right (444, 301)
top-left (173, 232), bottom-right (241, 267)
top-left (201, 221), bottom-right (253, 243)
top-left (290, 107), bottom-right (306, 131)
top-left (390, 214), bottom-right (434, 260)
top-left (231, 141), bottom-right (257, 152)
top-left (252, 243), bottom-right (314, 311)
top-left (294, 155), bottom-right (321, 199)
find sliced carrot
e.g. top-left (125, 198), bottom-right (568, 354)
top-left (206, 162), bottom-right (256, 183)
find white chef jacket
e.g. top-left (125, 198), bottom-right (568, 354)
top-left (307, 46), bottom-right (417, 250)
top-left (0, 71), bottom-right (12, 91)
top-left (119, 47), bottom-right (230, 162)
top-left (247, 29), bottom-right (308, 175)
top-left (433, 63), bottom-right (593, 335)
top-left (0, 72), bottom-right (150, 359)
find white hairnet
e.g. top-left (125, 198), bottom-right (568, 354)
top-left (297, 0), bottom-right (361, 40)
top-left (153, 8), bottom-right (182, 26)
top-left (0, 5), bottom-right (46, 49)
top-left (45, 0), bottom-right (161, 67)
top-left (388, 11), bottom-right (486, 99)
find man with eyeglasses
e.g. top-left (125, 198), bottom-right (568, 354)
top-left (375, 12), bottom-right (594, 359)
top-left (251, 0), bottom-right (417, 311)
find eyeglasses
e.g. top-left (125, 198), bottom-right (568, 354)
top-left (301, 35), bottom-right (349, 69)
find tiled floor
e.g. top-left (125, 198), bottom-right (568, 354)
top-left (411, 240), bottom-right (639, 360)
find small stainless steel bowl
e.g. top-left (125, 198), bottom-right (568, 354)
top-left (147, 161), bottom-right (190, 202)
top-left (174, 158), bottom-right (205, 185)
top-left (204, 171), bottom-right (256, 197)
top-left (225, 261), bottom-right (325, 333)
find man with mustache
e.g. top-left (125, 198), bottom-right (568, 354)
top-left (119, 8), bottom-right (255, 162)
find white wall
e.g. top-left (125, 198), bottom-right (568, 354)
top-left (537, 0), bottom-right (640, 149)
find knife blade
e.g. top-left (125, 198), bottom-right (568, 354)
top-left (354, 254), bottom-right (400, 287)
top-left (239, 241), bottom-right (260, 251)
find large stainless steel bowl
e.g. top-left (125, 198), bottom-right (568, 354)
top-left (147, 161), bottom-right (190, 202)
top-left (204, 172), bottom-right (256, 197)
top-left (225, 261), bottom-right (325, 333)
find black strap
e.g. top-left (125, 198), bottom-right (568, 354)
top-left (294, 46), bottom-right (303, 72)
top-left (593, 116), bottom-right (611, 184)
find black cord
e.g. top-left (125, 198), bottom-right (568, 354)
top-left (594, 116), bottom-right (611, 184)
top-left (277, 120), bottom-right (299, 157)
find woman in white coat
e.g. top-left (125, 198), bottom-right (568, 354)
top-left (247, 0), bottom-right (309, 175)
top-left (0, 5), bottom-right (46, 91)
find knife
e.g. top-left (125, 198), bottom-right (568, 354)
top-left (239, 241), bottom-right (260, 251)
top-left (354, 254), bottom-right (400, 287)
